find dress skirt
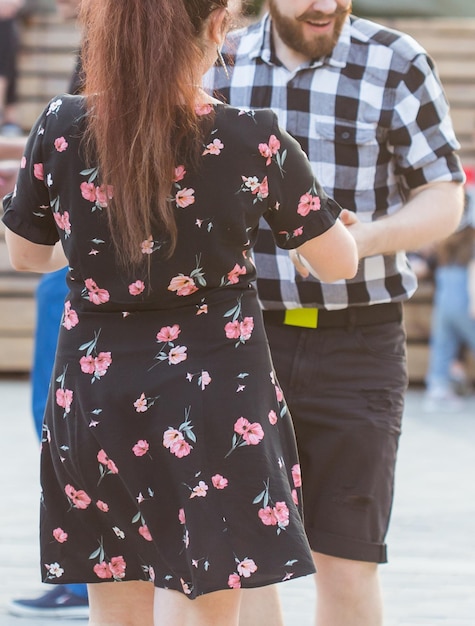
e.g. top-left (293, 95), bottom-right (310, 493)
top-left (40, 288), bottom-right (315, 597)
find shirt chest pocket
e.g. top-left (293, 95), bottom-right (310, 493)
top-left (312, 120), bottom-right (387, 191)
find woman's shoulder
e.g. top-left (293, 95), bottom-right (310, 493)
top-left (214, 103), bottom-right (280, 138)
top-left (41, 94), bottom-right (88, 136)
top-left (215, 103), bottom-right (275, 123)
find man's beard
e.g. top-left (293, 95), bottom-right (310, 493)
top-left (269, 1), bottom-right (352, 60)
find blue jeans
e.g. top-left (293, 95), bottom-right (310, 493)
top-left (426, 265), bottom-right (475, 391)
top-left (32, 268), bottom-right (88, 600)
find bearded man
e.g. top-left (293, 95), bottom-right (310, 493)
top-left (206, 1), bottom-right (464, 625)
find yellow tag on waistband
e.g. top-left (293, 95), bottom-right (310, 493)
top-left (284, 308), bottom-right (319, 329)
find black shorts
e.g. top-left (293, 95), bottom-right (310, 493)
top-left (263, 307), bottom-right (408, 563)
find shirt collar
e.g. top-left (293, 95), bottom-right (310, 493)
top-left (251, 13), bottom-right (351, 71)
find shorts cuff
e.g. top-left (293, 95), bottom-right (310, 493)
top-left (307, 529), bottom-right (388, 564)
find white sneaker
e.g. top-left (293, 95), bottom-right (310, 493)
top-left (423, 389), bottom-right (464, 413)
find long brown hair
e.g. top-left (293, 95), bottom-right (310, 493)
top-left (79, 0), bottom-right (228, 266)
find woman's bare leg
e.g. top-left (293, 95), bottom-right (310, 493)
top-left (87, 580), bottom-right (154, 626)
top-left (239, 586), bottom-right (284, 626)
top-left (153, 586), bottom-right (241, 626)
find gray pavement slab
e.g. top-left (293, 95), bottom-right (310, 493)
top-left (0, 376), bottom-right (474, 625)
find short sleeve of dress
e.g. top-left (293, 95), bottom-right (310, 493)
top-left (262, 113), bottom-right (342, 250)
top-left (2, 103), bottom-right (59, 245)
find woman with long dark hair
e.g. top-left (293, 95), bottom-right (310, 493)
top-left (2, 1), bottom-right (357, 624)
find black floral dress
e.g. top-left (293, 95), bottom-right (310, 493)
top-left (3, 95), bottom-right (341, 598)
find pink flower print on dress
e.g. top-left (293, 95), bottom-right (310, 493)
top-left (227, 263), bottom-right (246, 285)
top-left (64, 484), bottom-right (91, 509)
top-left (168, 275), bottom-right (198, 296)
top-left (224, 320), bottom-right (241, 340)
top-left (53, 211), bottom-right (71, 236)
top-left (225, 315), bottom-right (254, 346)
top-left (258, 506), bottom-right (278, 526)
top-left (202, 138), bottom-right (224, 156)
top-left (94, 562), bottom-right (113, 579)
top-left (239, 317), bottom-right (254, 341)
top-left (186, 370), bottom-right (212, 390)
top-left (163, 407), bottom-right (195, 458)
top-left (151, 327), bottom-right (188, 370)
top-left (181, 579), bottom-right (192, 595)
top-left (297, 192), bottom-right (321, 216)
top-left (258, 176), bottom-right (269, 200)
top-left (56, 388), bottom-right (73, 414)
top-left (80, 355), bottom-right (95, 375)
top-left (226, 417), bottom-right (264, 457)
top-left (240, 421), bottom-right (264, 446)
top-left (242, 175), bottom-right (260, 193)
top-left (173, 165), bottom-right (186, 182)
top-left (62, 301), bottom-right (79, 330)
top-left (291, 463), bottom-right (302, 488)
top-left (133, 439), bottom-right (149, 457)
top-left (175, 187), bottom-right (195, 208)
top-left (139, 525), bottom-right (153, 541)
top-left (95, 184), bottom-right (114, 207)
top-left (84, 278), bottom-right (110, 305)
top-left (94, 352), bottom-right (112, 377)
top-left (156, 324), bottom-right (181, 342)
top-left (133, 392), bottom-right (159, 413)
top-left (240, 175), bottom-right (269, 201)
top-left (96, 500), bottom-right (109, 512)
top-left (84, 279), bottom-right (107, 302)
top-left (178, 508), bottom-right (186, 525)
top-left (163, 428), bottom-right (184, 450)
top-left (258, 134), bottom-right (281, 165)
top-left (268, 410), bottom-right (278, 425)
top-left (54, 136), bottom-right (69, 152)
top-left (53, 528), bottom-right (68, 543)
top-left (44, 563), bottom-right (64, 579)
top-left (133, 392), bottom-right (147, 413)
top-left (128, 280), bottom-right (145, 296)
top-left (228, 573), bottom-right (241, 589)
top-left (168, 345), bottom-right (188, 365)
top-left (170, 438), bottom-right (192, 458)
top-left (80, 181), bottom-right (96, 202)
top-left (97, 449), bottom-right (119, 474)
top-left (292, 489), bottom-right (299, 506)
top-left (237, 558), bottom-right (257, 578)
top-left (20, 156), bottom-right (26, 168)
top-left (33, 163), bottom-right (44, 180)
top-left (212, 474), bottom-right (228, 489)
top-left (141, 235), bottom-right (154, 255)
top-left (199, 370), bottom-right (211, 389)
top-left (190, 480), bottom-right (208, 498)
top-left (273, 501), bottom-right (290, 528)
top-left (195, 103), bottom-right (213, 116)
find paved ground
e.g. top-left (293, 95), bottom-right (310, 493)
top-left (0, 376), bottom-right (474, 625)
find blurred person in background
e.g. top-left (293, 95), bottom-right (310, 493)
top-left (0, 0), bottom-right (24, 136)
top-left (3, 0), bottom-right (90, 619)
top-left (424, 172), bottom-right (475, 412)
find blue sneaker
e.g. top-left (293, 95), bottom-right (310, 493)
top-left (7, 585), bottom-right (89, 619)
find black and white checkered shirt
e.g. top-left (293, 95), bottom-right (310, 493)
top-left (206, 13), bottom-right (465, 310)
